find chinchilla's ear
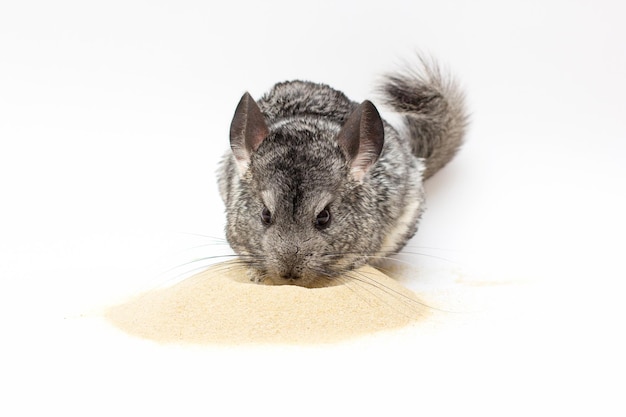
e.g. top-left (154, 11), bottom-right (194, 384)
top-left (229, 92), bottom-right (270, 173)
top-left (336, 100), bottom-right (384, 181)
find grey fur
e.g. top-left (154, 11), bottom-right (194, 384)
top-left (218, 58), bottom-right (467, 286)
top-left (377, 56), bottom-right (468, 179)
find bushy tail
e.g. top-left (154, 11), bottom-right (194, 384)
top-left (378, 56), bottom-right (468, 179)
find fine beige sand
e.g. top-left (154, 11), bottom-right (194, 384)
top-left (106, 261), bottom-right (428, 345)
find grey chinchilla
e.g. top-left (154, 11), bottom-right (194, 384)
top-left (218, 56), bottom-right (467, 287)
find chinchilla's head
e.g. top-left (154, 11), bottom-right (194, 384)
top-left (225, 92), bottom-right (385, 287)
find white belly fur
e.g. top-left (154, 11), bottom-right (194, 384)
top-left (379, 195), bottom-right (422, 256)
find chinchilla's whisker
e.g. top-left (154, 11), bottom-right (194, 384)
top-left (202, 259), bottom-right (253, 275)
top-left (394, 251), bottom-right (456, 263)
top-left (320, 250), bottom-right (455, 265)
top-left (344, 269), bottom-right (420, 308)
top-left (363, 254), bottom-right (419, 268)
top-left (167, 243), bottom-right (234, 260)
top-left (386, 243), bottom-right (458, 252)
top-left (166, 254), bottom-right (245, 273)
top-left (340, 270), bottom-right (421, 318)
top-left (183, 241), bottom-right (232, 248)
top-left (156, 254), bottom-right (261, 286)
top-left (300, 269), bottom-right (330, 288)
top-left (327, 274), bottom-right (380, 306)
top-left (155, 262), bottom-right (227, 287)
top-left (175, 231), bottom-right (228, 240)
top-left (371, 250), bottom-right (456, 264)
top-left (174, 231), bottom-right (230, 243)
top-left (345, 268), bottom-right (455, 313)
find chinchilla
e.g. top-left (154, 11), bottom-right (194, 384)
top-left (218, 56), bottom-right (467, 287)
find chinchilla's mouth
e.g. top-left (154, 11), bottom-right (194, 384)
top-left (259, 268), bottom-right (344, 288)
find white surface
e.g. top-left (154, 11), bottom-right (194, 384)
top-left (1, 0), bottom-right (625, 415)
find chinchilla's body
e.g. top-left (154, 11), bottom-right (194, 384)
top-left (218, 57), bottom-right (467, 287)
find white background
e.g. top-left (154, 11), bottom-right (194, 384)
top-left (1, 0), bottom-right (625, 415)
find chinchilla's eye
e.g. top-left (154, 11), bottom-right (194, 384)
top-left (315, 207), bottom-right (331, 229)
top-left (261, 207), bottom-right (272, 225)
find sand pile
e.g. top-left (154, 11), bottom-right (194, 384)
top-left (106, 262), bottom-right (427, 345)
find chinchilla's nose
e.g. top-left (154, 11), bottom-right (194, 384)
top-left (277, 246), bottom-right (302, 280)
top-left (280, 272), bottom-right (300, 281)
